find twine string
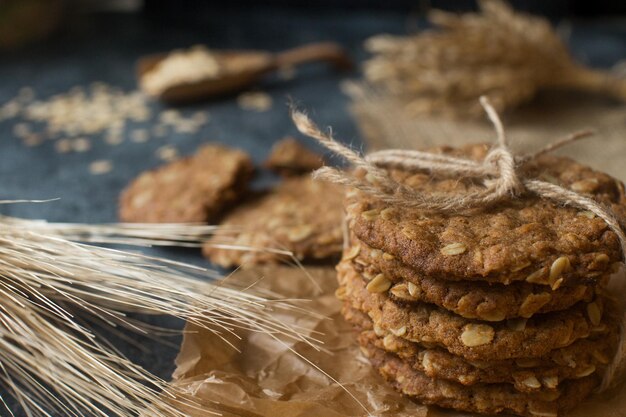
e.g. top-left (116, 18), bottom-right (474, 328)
top-left (292, 96), bottom-right (626, 390)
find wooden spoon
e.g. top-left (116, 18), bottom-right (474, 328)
top-left (137, 42), bottom-right (353, 103)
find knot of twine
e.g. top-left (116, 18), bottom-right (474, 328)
top-left (292, 96), bottom-right (626, 391)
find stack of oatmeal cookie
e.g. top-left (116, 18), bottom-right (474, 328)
top-left (337, 144), bottom-right (624, 417)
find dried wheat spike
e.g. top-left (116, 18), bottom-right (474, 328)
top-left (363, 0), bottom-right (626, 117)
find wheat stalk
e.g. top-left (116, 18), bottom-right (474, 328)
top-left (362, 0), bottom-right (626, 117)
top-left (0, 211), bottom-right (322, 417)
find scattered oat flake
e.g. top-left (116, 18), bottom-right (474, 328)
top-left (237, 91), bottom-right (273, 112)
top-left (192, 111), bottom-right (209, 124)
top-left (152, 124), bottom-right (167, 137)
top-left (22, 134), bottom-right (42, 147)
top-left (72, 137), bottom-right (91, 152)
top-left (105, 132), bottom-right (124, 145)
top-left (156, 145), bottom-right (179, 161)
top-left (160, 110), bottom-right (180, 123)
top-left (13, 123), bottom-right (30, 137)
top-left (89, 160), bottom-right (113, 175)
top-left (10, 83), bottom-right (151, 139)
top-left (131, 129), bottom-right (149, 143)
top-left (0, 101), bottom-right (20, 121)
top-left (55, 139), bottom-right (72, 153)
top-left (173, 120), bottom-right (198, 134)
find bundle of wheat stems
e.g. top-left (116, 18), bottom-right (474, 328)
top-left (0, 208), bottom-right (321, 416)
top-left (362, 0), bottom-right (626, 117)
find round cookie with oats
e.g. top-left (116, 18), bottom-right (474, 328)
top-left (119, 144), bottom-right (253, 223)
top-left (348, 236), bottom-right (603, 321)
top-left (337, 260), bottom-right (610, 362)
top-left (345, 146), bottom-right (625, 287)
top-left (363, 342), bottom-right (599, 417)
top-left (203, 175), bottom-right (344, 267)
top-left (343, 306), bottom-right (616, 393)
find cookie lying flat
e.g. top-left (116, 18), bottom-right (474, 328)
top-left (119, 144), bottom-right (253, 223)
top-left (346, 144), bottom-right (626, 285)
top-left (346, 239), bottom-right (601, 321)
top-left (204, 176), bottom-right (344, 267)
top-left (361, 342), bottom-right (598, 417)
top-left (338, 261), bottom-right (608, 361)
top-left (263, 137), bottom-right (323, 177)
top-left (341, 306), bottom-right (614, 393)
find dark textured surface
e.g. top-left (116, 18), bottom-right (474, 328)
top-left (0, 7), bottom-right (624, 416)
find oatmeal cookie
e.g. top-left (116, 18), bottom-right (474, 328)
top-left (345, 239), bottom-right (601, 321)
top-left (119, 144), bottom-right (253, 223)
top-left (264, 136), bottom-right (323, 176)
top-left (347, 144), bottom-right (626, 285)
top-left (204, 176), bottom-right (344, 266)
top-left (341, 306), bottom-right (614, 393)
top-left (361, 343), bottom-right (598, 417)
top-left (338, 261), bottom-right (608, 361)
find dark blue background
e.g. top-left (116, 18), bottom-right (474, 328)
top-left (0, 6), bottom-right (625, 416)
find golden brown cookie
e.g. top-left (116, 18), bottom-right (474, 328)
top-left (119, 144), bottom-right (253, 223)
top-left (361, 342), bottom-right (599, 417)
top-left (346, 239), bottom-right (601, 321)
top-left (204, 176), bottom-right (344, 266)
top-left (341, 305), bottom-right (614, 393)
top-left (346, 144), bottom-right (626, 285)
top-left (338, 261), bottom-right (608, 361)
top-left (264, 137), bottom-right (323, 177)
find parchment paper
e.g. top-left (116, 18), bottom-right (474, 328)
top-left (346, 85), bottom-right (626, 182)
top-left (169, 265), bottom-right (626, 417)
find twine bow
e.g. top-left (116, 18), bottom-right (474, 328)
top-left (292, 96), bottom-right (626, 391)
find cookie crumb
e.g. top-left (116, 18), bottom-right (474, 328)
top-left (264, 137), bottom-right (323, 177)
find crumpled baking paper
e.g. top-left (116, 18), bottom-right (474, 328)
top-left (168, 265), bottom-right (626, 417)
